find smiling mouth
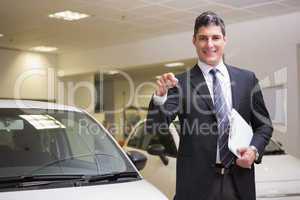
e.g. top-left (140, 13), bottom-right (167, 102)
top-left (203, 49), bottom-right (217, 55)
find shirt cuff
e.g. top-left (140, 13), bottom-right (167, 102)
top-left (153, 93), bottom-right (167, 105)
top-left (249, 145), bottom-right (259, 161)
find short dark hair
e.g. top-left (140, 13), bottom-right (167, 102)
top-left (194, 11), bottom-right (226, 37)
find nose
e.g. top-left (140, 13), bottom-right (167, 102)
top-left (207, 38), bottom-right (213, 48)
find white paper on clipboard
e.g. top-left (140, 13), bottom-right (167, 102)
top-left (228, 109), bottom-right (253, 158)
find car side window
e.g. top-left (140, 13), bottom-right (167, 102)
top-left (128, 122), bottom-right (177, 157)
top-left (127, 124), bottom-right (146, 149)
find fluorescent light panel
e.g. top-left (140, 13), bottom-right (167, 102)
top-left (31, 46), bottom-right (58, 52)
top-left (107, 70), bottom-right (119, 75)
top-left (164, 62), bottom-right (185, 67)
top-left (49, 10), bottom-right (90, 21)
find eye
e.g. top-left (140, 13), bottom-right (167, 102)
top-left (198, 36), bottom-right (207, 41)
top-left (212, 35), bottom-right (221, 40)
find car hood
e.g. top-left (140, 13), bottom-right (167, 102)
top-left (255, 154), bottom-right (300, 199)
top-left (0, 180), bottom-right (168, 200)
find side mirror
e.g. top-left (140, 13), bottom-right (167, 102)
top-left (147, 144), bottom-right (165, 156)
top-left (147, 144), bottom-right (169, 166)
top-left (127, 150), bottom-right (147, 171)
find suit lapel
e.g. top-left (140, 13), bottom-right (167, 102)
top-left (226, 64), bottom-right (239, 111)
top-left (190, 64), bottom-right (214, 111)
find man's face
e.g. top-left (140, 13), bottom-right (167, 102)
top-left (193, 25), bottom-right (226, 66)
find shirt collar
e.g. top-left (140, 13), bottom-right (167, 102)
top-left (197, 59), bottom-right (227, 77)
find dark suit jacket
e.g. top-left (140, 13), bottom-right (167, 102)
top-left (146, 64), bottom-right (273, 200)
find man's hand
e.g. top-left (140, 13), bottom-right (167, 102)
top-left (236, 147), bottom-right (256, 169)
top-left (155, 73), bottom-right (178, 96)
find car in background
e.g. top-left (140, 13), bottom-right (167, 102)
top-left (124, 119), bottom-right (300, 200)
top-left (0, 99), bottom-right (168, 200)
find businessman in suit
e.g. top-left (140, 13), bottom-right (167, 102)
top-left (146, 11), bottom-right (273, 200)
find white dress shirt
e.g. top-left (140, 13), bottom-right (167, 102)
top-left (153, 59), bottom-right (233, 163)
top-left (198, 59), bottom-right (232, 112)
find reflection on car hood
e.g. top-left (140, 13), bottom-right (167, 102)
top-left (0, 180), bottom-right (168, 200)
top-left (256, 154), bottom-right (300, 198)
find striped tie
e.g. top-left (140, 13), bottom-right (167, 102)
top-left (210, 69), bottom-right (235, 167)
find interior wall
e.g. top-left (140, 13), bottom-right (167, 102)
top-left (0, 48), bottom-right (58, 100)
top-left (112, 75), bottom-right (155, 137)
top-left (58, 73), bottom-right (94, 110)
top-left (58, 73), bottom-right (105, 123)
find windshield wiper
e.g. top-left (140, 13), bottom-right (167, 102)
top-left (0, 174), bottom-right (85, 188)
top-left (86, 171), bottom-right (140, 183)
top-left (0, 171), bottom-right (140, 189)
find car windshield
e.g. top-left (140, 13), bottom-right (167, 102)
top-left (0, 108), bottom-right (136, 178)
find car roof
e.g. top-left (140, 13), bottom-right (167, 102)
top-left (0, 99), bottom-right (82, 113)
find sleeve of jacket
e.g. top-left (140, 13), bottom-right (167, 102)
top-left (146, 85), bottom-right (181, 135)
top-left (249, 73), bottom-right (273, 164)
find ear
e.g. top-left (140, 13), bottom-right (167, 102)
top-left (223, 36), bottom-right (227, 44)
top-left (192, 35), bottom-right (196, 46)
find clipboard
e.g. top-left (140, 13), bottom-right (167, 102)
top-left (228, 109), bottom-right (253, 158)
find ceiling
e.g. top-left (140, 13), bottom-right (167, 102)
top-left (0, 0), bottom-right (299, 54)
top-left (123, 58), bottom-right (197, 79)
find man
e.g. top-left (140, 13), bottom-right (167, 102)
top-left (146, 11), bottom-right (273, 200)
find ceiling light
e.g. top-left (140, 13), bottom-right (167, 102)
top-left (31, 46), bottom-right (58, 52)
top-left (48, 10), bottom-right (90, 21)
top-left (164, 62), bottom-right (185, 68)
top-left (107, 70), bottom-right (119, 75)
top-left (0, 34), bottom-right (4, 37)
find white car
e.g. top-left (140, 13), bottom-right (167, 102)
top-left (0, 100), bottom-right (167, 200)
top-left (124, 119), bottom-right (300, 200)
